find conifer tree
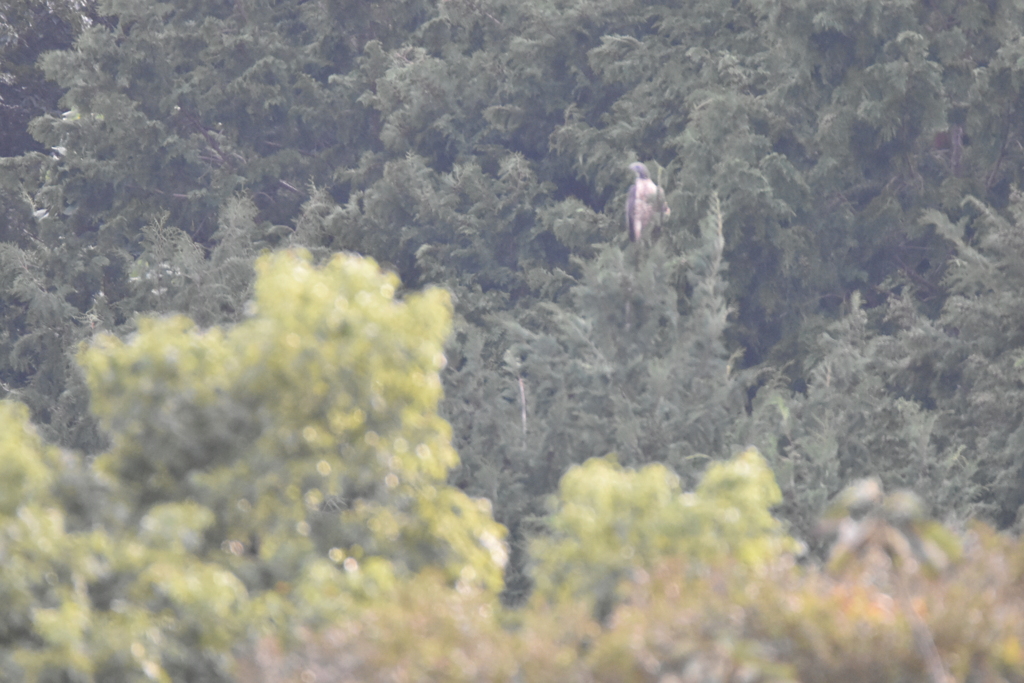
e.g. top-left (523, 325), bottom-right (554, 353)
top-left (0, 0), bottom-right (93, 157)
top-left (8, 0), bottom-right (1024, 596)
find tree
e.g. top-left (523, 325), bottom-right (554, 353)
top-left (529, 447), bottom-right (797, 618)
top-left (238, 447), bottom-right (1024, 683)
top-left (0, 397), bottom-right (252, 682)
top-left (0, 249), bottom-right (507, 681)
top-left (0, 0), bottom-right (94, 157)
top-left (10, 0), bottom-right (1024, 606)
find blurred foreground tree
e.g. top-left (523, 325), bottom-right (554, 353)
top-left (530, 447), bottom-right (798, 618)
top-left (243, 451), bottom-right (1024, 683)
top-left (0, 249), bottom-right (507, 681)
top-left (0, 399), bottom-right (250, 682)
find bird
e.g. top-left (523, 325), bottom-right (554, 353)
top-left (625, 162), bottom-right (670, 242)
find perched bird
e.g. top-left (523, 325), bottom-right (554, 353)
top-left (625, 162), bottom-right (670, 242)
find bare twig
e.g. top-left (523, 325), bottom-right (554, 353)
top-left (518, 376), bottom-right (527, 447)
top-left (895, 573), bottom-right (953, 683)
top-left (987, 116), bottom-right (1014, 190)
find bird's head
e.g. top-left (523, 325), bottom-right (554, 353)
top-left (629, 162), bottom-right (650, 180)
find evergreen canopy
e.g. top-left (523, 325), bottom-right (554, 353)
top-left (4, 2), bottom-right (1024, 674)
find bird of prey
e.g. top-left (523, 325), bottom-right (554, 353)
top-left (625, 162), bottom-right (670, 242)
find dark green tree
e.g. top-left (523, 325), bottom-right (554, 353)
top-left (0, 0), bottom-right (94, 157)
top-left (9, 0), bottom-right (1024, 603)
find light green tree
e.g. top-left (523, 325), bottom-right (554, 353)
top-left (80, 248), bottom-right (508, 600)
top-left (0, 249), bottom-right (507, 682)
top-left (530, 447), bottom-right (799, 617)
top-left (0, 398), bottom-right (250, 682)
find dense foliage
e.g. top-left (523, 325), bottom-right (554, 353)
top-left (1, 251), bottom-right (508, 681)
top-left (4, 0), bottom-right (1024, 678)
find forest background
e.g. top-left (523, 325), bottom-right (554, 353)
top-left (5, 0), bottom-right (1024, 680)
